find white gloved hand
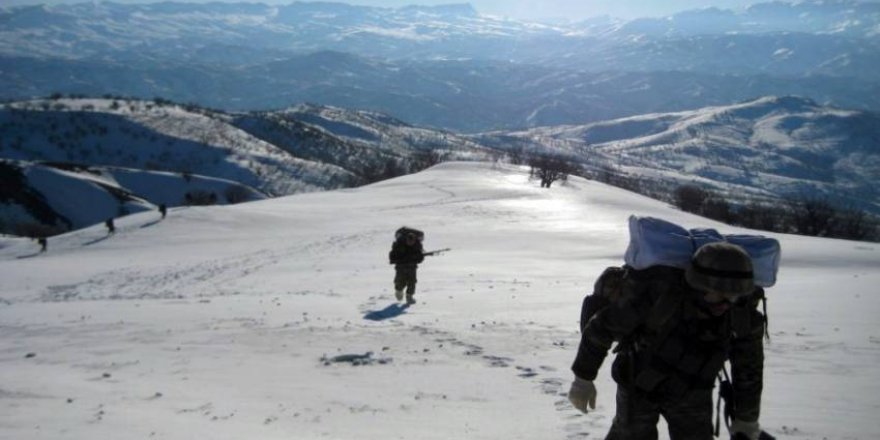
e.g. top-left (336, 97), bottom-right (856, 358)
top-left (730, 420), bottom-right (761, 440)
top-left (567, 376), bottom-right (597, 413)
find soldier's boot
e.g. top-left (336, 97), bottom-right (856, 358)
top-left (395, 289), bottom-right (404, 301)
top-left (406, 294), bottom-right (416, 305)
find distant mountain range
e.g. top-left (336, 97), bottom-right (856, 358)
top-left (1, 1), bottom-right (879, 131)
top-left (2, 95), bottom-right (878, 236)
top-left (476, 96), bottom-right (880, 214)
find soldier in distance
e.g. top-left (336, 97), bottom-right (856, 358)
top-left (388, 230), bottom-right (425, 305)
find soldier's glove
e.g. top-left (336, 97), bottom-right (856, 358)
top-left (730, 420), bottom-right (761, 440)
top-left (567, 376), bottom-right (597, 413)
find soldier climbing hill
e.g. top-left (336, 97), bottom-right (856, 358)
top-left (569, 242), bottom-right (774, 440)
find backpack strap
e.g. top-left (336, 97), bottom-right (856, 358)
top-left (715, 364), bottom-right (735, 437)
top-left (761, 293), bottom-right (770, 342)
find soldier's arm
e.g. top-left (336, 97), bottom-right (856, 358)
top-left (729, 307), bottom-right (765, 422)
top-left (389, 243), bottom-right (403, 264)
top-left (571, 277), bottom-right (652, 380)
top-left (415, 244), bottom-right (425, 263)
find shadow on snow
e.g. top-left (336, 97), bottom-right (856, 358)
top-left (140, 219), bottom-right (162, 229)
top-left (83, 235), bottom-right (112, 246)
top-left (363, 303), bottom-right (410, 321)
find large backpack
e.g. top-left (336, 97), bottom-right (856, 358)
top-left (581, 216), bottom-right (779, 333)
top-left (580, 263), bottom-right (770, 339)
top-left (395, 226), bottom-right (424, 243)
top-left (579, 264), bottom-right (687, 333)
top-left (624, 215), bottom-right (780, 287)
top-left (580, 266), bottom-right (627, 332)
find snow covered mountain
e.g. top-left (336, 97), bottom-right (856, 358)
top-left (0, 98), bottom-right (356, 196)
top-left (250, 103), bottom-right (494, 163)
top-left (0, 97), bottom-right (497, 235)
top-left (603, 1), bottom-right (880, 39)
top-left (477, 96), bottom-right (880, 214)
top-left (1, 1), bottom-right (878, 131)
top-left (1, 162), bottom-right (877, 439)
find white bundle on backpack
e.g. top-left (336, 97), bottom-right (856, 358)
top-left (623, 215), bottom-right (781, 287)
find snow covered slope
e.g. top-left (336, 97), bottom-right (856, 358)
top-left (234, 103), bottom-right (494, 174)
top-left (0, 160), bottom-right (266, 233)
top-left (1, 162), bottom-right (877, 440)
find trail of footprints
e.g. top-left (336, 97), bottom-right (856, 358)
top-left (354, 302), bottom-right (592, 437)
top-left (424, 328), bottom-right (594, 438)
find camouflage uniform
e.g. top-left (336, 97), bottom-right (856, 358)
top-left (389, 239), bottom-right (424, 296)
top-left (572, 266), bottom-right (765, 440)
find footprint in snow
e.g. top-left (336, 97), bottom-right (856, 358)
top-left (540, 378), bottom-right (565, 395)
top-left (516, 366), bottom-right (539, 378)
top-left (321, 352), bottom-right (392, 366)
top-left (482, 355), bottom-right (513, 367)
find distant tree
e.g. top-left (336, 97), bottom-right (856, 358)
top-left (224, 185), bottom-right (251, 204)
top-left (528, 155), bottom-right (577, 188)
top-left (737, 201), bottom-right (781, 232)
top-left (184, 190), bottom-right (217, 206)
top-left (831, 206), bottom-right (875, 240)
top-left (673, 184), bottom-right (709, 214)
top-left (409, 150), bottom-right (445, 173)
top-left (507, 147), bottom-right (526, 165)
top-left (360, 158), bottom-right (407, 184)
top-left (790, 198), bottom-right (837, 237)
top-left (13, 222), bottom-right (66, 238)
top-left (702, 197), bottom-right (733, 223)
top-left (381, 159), bottom-right (406, 180)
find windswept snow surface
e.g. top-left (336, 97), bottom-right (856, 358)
top-left (1, 162), bottom-right (878, 439)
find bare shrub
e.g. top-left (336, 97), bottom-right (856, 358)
top-left (673, 184), bottom-right (709, 214)
top-left (184, 191), bottom-right (217, 206)
top-left (14, 222), bottom-right (67, 238)
top-left (224, 185), bottom-right (251, 204)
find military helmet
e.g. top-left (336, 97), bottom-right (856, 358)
top-left (685, 242), bottom-right (755, 296)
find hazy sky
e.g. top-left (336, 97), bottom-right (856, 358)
top-left (7, 0), bottom-right (880, 20)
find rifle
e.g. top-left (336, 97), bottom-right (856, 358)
top-left (422, 248), bottom-right (451, 257)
